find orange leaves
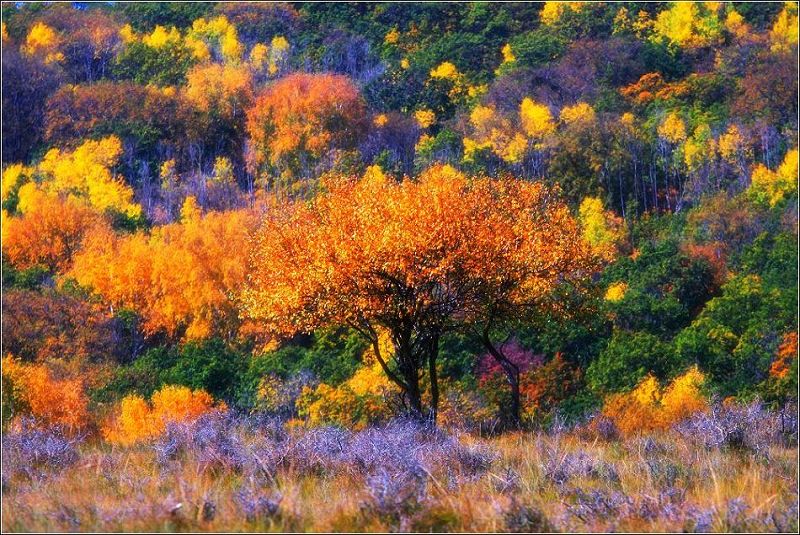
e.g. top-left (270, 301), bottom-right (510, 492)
top-left (602, 367), bottom-right (708, 436)
top-left (2, 355), bottom-right (89, 432)
top-left (770, 332), bottom-right (797, 380)
top-left (184, 62), bottom-right (253, 120)
top-left (2, 186), bottom-right (101, 272)
top-left (69, 209), bottom-right (256, 340)
top-left (102, 385), bottom-right (220, 445)
top-left (245, 73), bottom-right (368, 179)
top-left (242, 165), bottom-right (600, 339)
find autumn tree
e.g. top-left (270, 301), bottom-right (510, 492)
top-left (69, 206), bottom-right (256, 341)
top-left (2, 187), bottom-right (100, 272)
top-left (242, 165), bottom-right (599, 423)
top-left (245, 72), bottom-right (369, 193)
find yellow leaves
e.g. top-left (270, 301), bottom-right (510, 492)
top-left (462, 137), bottom-right (492, 163)
top-left (248, 36), bottom-right (289, 75)
top-left (212, 156), bottom-right (234, 184)
top-left (717, 124), bottom-right (744, 164)
top-left (119, 23), bottom-right (137, 44)
top-left (620, 112), bottom-right (636, 128)
top-left (1, 163), bottom-right (32, 202)
top-left (363, 164), bottom-right (388, 184)
top-left (414, 109), bottom-right (436, 129)
top-left (724, 9), bottom-right (749, 39)
top-left (657, 111), bottom-right (687, 143)
top-left (683, 124), bottom-right (714, 172)
top-left (103, 385), bottom-right (219, 445)
top-left (466, 103), bottom-right (535, 163)
top-left (770, 2), bottom-right (799, 52)
top-left (180, 196), bottom-right (201, 222)
top-left (579, 196), bottom-right (623, 262)
top-left (501, 43), bottom-right (516, 63)
top-left (297, 342), bottom-right (397, 429)
top-left (142, 25), bottom-right (181, 49)
top-left (498, 133), bottom-right (529, 164)
top-left (189, 15), bottom-right (248, 64)
top-left (470, 105), bottom-right (495, 129)
top-left (23, 22), bottom-right (64, 63)
top-left (520, 97), bottom-right (555, 139)
top-left (430, 61), bottom-right (460, 80)
top-left (749, 148), bottom-right (799, 206)
top-left (221, 26), bottom-right (242, 62)
top-left (559, 102), bottom-right (596, 125)
top-left (605, 282), bottom-right (628, 302)
top-left (185, 34), bottom-right (211, 61)
top-left (38, 136), bottom-right (141, 219)
top-left (415, 133), bottom-right (435, 153)
top-left (249, 42), bottom-right (269, 69)
top-left (602, 366), bottom-right (708, 436)
top-left (540, 2), bottom-right (585, 25)
top-left (651, 2), bottom-right (723, 49)
top-left (3, 136), bottom-right (138, 272)
top-left (384, 27), bottom-right (400, 45)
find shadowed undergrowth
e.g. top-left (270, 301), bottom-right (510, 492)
top-left (2, 405), bottom-right (797, 533)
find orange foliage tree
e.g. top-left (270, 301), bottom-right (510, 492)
top-left (1, 355), bottom-right (89, 432)
top-left (602, 366), bottom-right (708, 436)
top-left (102, 385), bottom-right (221, 445)
top-left (2, 187), bottom-right (101, 272)
top-left (242, 165), bottom-right (599, 423)
top-left (69, 208), bottom-right (256, 341)
top-left (245, 72), bottom-right (368, 192)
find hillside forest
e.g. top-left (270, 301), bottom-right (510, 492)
top-left (1, 2), bottom-right (798, 533)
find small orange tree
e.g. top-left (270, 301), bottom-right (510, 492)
top-left (245, 72), bottom-right (368, 191)
top-left (69, 207), bottom-right (256, 341)
top-left (242, 165), bottom-right (599, 423)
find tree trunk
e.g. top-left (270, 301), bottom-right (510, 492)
top-left (427, 333), bottom-right (440, 424)
top-left (481, 334), bottom-right (522, 430)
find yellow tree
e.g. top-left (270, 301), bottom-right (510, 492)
top-left (242, 165), bottom-right (600, 424)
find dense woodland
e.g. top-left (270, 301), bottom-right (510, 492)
top-left (0, 2), bottom-right (798, 531)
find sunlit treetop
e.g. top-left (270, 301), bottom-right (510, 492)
top-left (749, 148), bottom-right (798, 207)
top-left (540, 2), bottom-right (586, 26)
top-left (770, 2), bottom-right (799, 53)
top-left (414, 109), bottom-right (436, 129)
top-left (717, 124), bottom-right (746, 165)
top-left (142, 24), bottom-right (182, 48)
top-left (657, 111), bottom-right (687, 144)
top-left (724, 9), bottom-right (750, 39)
top-left (559, 102), bottom-right (596, 125)
top-left (520, 97), bottom-right (556, 139)
top-left (22, 21), bottom-right (64, 63)
top-left (188, 15), bottom-right (243, 63)
top-left (36, 136), bottom-right (142, 219)
top-left (501, 43), bottom-right (516, 64)
top-left (578, 196), bottom-right (624, 262)
top-left (69, 207), bottom-right (257, 340)
top-left (430, 61), bottom-right (460, 80)
top-left (651, 1), bottom-right (723, 49)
